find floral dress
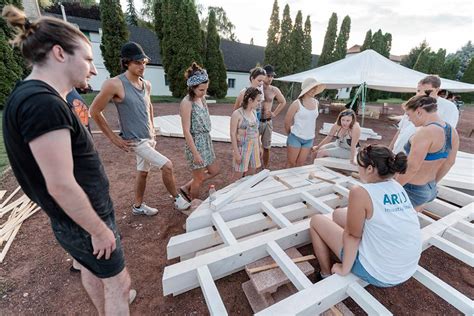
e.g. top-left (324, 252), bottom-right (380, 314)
top-left (185, 100), bottom-right (216, 169)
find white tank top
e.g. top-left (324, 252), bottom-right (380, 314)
top-left (290, 99), bottom-right (319, 140)
top-left (358, 179), bottom-right (422, 284)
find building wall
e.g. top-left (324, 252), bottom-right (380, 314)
top-left (88, 30), bottom-right (248, 97)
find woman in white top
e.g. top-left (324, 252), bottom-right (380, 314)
top-left (284, 78), bottom-right (325, 168)
top-left (310, 144), bottom-right (422, 287)
top-left (312, 109), bottom-right (361, 164)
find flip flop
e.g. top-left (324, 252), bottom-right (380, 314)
top-left (179, 187), bottom-right (191, 202)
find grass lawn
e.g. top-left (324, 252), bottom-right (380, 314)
top-left (0, 111), bottom-right (9, 174)
top-left (374, 98), bottom-right (404, 104)
top-left (82, 93), bottom-right (236, 105)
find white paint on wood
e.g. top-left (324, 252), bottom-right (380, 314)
top-left (261, 201), bottom-right (293, 228)
top-left (211, 212), bottom-right (237, 246)
top-left (197, 266), bottom-right (228, 316)
top-left (346, 282), bottom-right (393, 315)
top-left (429, 235), bottom-right (473, 267)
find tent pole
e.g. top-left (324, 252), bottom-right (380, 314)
top-left (361, 82), bottom-right (367, 127)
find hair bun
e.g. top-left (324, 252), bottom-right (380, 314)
top-left (389, 152), bottom-right (407, 174)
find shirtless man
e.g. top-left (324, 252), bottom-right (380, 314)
top-left (260, 65), bottom-right (287, 168)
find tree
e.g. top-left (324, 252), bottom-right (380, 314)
top-left (317, 12), bottom-right (337, 66)
top-left (290, 10), bottom-right (305, 73)
top-left (360, 29), bottom-right (372, 51)
top-left (446, 41), bottom-right (473, 79)
top-left (204, 10), bottom-right (227, 98)
top-left (264, 0), bottom-right (280, 67)
top-left (141, 0), bottom-right (154, 21)
top-left (250, 38), bottom-right (254, 45)
top-left (153, 0), bottom-right (165, 42)
top-left (275, 4), bottom-right (293, 96)
top-left (413, 47), bottom-right (433, 73)
top-left (302, 15), bottom-right (312, 69)
top-left (370, 29), bottom-right (385, 55)
top-left (431, 48), bottom-right (446, 74)
top-left (461, 58), bottom-right (474, 102)
top-left (382, 32), bottom-right (392, 57)
top-left (99, 0), bottom-right (129, 77)
top-left (125, 0), bottom-right (138, 26)
top-left (333, 15), bottom-right (350, 61)
top-left (200, 6), bottom-right (238, 41)
top-left (441, 57), bottom-right (461, 80)
top-left (44, 2), bottom-right (101, 19)
top-left (401, 40), bottom-right (429, 69)
top-left (163, 0), bottom-right (203, 97)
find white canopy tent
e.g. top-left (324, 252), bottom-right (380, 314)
top-left (276, 49), bottom-right (474, 93)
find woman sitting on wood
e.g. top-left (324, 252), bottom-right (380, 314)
top-left (310, 145), bottom-right (422, 287)
top-left (312, 109), bottom-right (361, 164)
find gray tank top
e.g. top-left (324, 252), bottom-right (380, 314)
top-left (114, 73), bottom-right (154, 140)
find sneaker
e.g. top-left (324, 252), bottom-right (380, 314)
top-left (132, 203), bottom-right (158, 216)
top-left (174, 194), bottom-right (191, 211)
top-left (129, 289), bottom-right (137, 304)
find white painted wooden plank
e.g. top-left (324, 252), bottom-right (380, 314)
top-left (197, 266), bottom-right (228, 316)
top-left (266, 241), bottom-right (313, 291)
top-left (417, 212), bottom-right (435, 228)
top-left (436, 186), bottom-right (474, 207)
top-left (169, 195), bottom-right (342, 259)
top-left (314, 157), bottom-right (358, 172)
top-left (261, 201), bottom-right (293, 228)
top-left (442, 227), bottom-right (474, 253)
top-left (163, 219), bottom-right (312, 295)
top-left (424, 199), bottom-right (459, 218)
top-left (413, 266), bottom-right (474, 315)
top-left (210, 169), bottom-right (270, 211)
top-left (453, 220), bottom-right (473, 237)
top-left (300, 191), bottom-right (334, 214)
top-left (256, 274), bottom-right (362, 316)
top-left (211, 212), bottom-right (237, 246)
top-left (333, 184), bottom-right (350, 198)
top-left (429, 235), bottom-right (473, 267)
top-left (346, 282), bottom-right (392, 315)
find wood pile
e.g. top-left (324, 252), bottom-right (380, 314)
top-left (0, 187), bottom-right (40, 262)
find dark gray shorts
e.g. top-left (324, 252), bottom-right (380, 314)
top-left (51, 212), bottom-right (125, 279)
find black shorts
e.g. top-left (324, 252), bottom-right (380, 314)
top-left (51, 211), bottom-right (125, 279)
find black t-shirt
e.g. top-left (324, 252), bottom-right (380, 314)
top-left (3, 80), bottom-right (113, 223)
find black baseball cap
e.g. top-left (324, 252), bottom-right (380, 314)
top-left (263, 64), bottom-right (276, 77)
top-left (120, 42), bottom-right (150, 61)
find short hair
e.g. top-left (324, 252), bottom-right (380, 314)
top-left (249, 67), bottom-right (266, 81)
top-left (419, 75), bottom-right (441, 89)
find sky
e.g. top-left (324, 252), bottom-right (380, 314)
top-left (126, 0), bottom-right (473, 56)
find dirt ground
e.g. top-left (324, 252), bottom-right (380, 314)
top-left (0, 102), bottom-right (473, 315)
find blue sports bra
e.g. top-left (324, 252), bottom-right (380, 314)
top-left (404, 122), bottom-right (452, 161)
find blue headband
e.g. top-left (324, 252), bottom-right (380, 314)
top-left (187, 70), bottom-right (209, 87)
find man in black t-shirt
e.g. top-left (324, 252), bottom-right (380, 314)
top-left (2, 8), bottom-right (132, 314)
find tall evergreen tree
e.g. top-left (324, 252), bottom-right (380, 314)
top-left (153, 0), bottom-right (165, 42)
top-left (290, 10), bottom-right (305, 73)
top-left (125, 0), bottom-right (139, 26)
top-left (333, 15), bottom-right (350, 61)
top-left (370, 29), bottom-right (385, 55)
top-left (277, 4), bottom-right (293, 75)
top-left (431, 48), bottom-right (446, 74)
top-left (302, 15), bottom-right (312, 69)
top-left (100, 0), bottom-right (129, 77)
top-left (264, 0), bottom-right (280, 67)
top-left (401, 40), bottom-right (429, 68)
top-left (204, 10), bottom-right (227, 98)
top-left (413, 47), bottom-right (433, 73)
top-left (382, 32), bottom-right (392, 57)
top-left (360, 29), bottom-right (372, 51)
top-left (200, 7), bottom-right (238, 41)
top-left (317, 12), bottom-right (337, 66)
top-left (165, 0), bottom-right (203, 97)
top-left (461, 58), bottom-right (474, 102)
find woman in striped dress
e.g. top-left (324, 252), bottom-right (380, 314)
top-left (230, 87), bottom-right (263, 180)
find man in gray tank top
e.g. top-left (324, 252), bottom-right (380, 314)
top-left (90, 42), bottom-right (190, 215)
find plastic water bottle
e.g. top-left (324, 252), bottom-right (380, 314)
top-left (209, 185), bottom-right (216, 207)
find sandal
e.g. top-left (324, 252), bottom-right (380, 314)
top-left (179, 187), bottom-right (191, 202)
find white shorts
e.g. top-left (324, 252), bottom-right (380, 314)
top-left (134, 139), bottom-right (170, 172)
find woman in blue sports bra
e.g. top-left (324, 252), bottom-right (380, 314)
top-left (396, 93), bottom-right (459, 210)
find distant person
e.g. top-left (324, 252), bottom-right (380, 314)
top-left (284, 78), bottom-right (325, 168)
top-left (310, 145), bottom-right (421, 287)
top-left (179, 63), bottom-right (220, 201)
top-left (312, 109), bottom-right (361, 164)
top-left (437, 89), bottom-right (447, 98)
top-left (389, 75), bottom-right (459, 154)
top-left (260, 64), bottom-right (287, 169)
top-left (232, 67), bottom-right (266, 121)
top-left (67, 88), bottom-right (91, 133)
top-left (395, 93), bottom-right (459, 211)
top-left (2, 6), bottom-right (132, 313)
top-left (230, 87), bottom-right (262, 180)
top-left (91, 42), bottom-right (190, 216)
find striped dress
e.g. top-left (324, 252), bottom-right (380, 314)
top-left (234, 109), bottom-right (261, 172)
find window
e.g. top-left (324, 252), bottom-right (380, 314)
top-left (228, 78), bottom-right (235, 88)
top-left (164, 74), bottom-right (169, 86)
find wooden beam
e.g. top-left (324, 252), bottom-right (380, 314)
top-left (346, 282), bottom-right (393, 315)
top-left (436, 186), bottom-right (473, 207)
top-left (261, 201), bottom-right (292, 228)
top-left (429, 235), bottom-right (473, 267)
top-left (247, 255), bottom-right (316, 274)
top-left (211, 212), bottom-right (237, 246)
top-left (266, 241), bottom-right (313, 291)
top-left (300, 191), bottom-right (334, 214)
top-left (197, 266), bottom-right (228, 316)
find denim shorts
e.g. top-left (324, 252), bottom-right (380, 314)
top-left (403, 180), bottom-right (437, 207)
top-left (287, 132), bottom-right (314, 148)
top-left (341, 249), bottom-right (394, 288)
top-left (51, 211), bottom-right (125, 279)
